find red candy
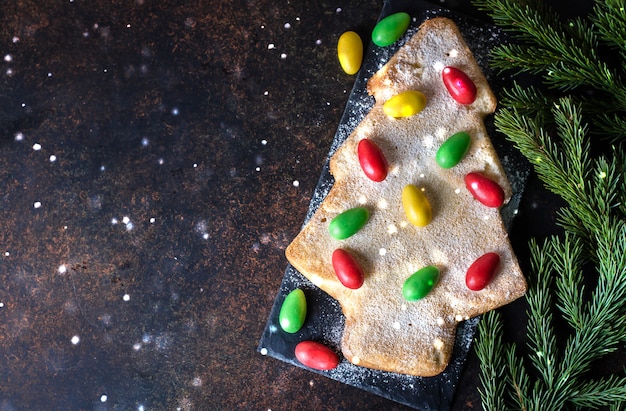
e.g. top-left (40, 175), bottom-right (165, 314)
top-left (357, 138), bottom-right (388, 182)
top-left (295, 341), bottom-right (340, 370)
top-left (332, 248), bottom-right (365, 289)
top-left (465, 172), bottom-right (505, 208)
top-left (466, 252), bottom-right (501, 291)
top-left (442, 66), bottom-right (477, 105)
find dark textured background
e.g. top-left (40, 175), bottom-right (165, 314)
top-left (0, 1), bottom-right (570, 410)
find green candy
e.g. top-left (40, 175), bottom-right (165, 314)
top-left (328, 207), bottom-right (369, 240)
top-left (279, 288), bottom-right (307, 333)
top-left (436, 131), bottom-right (471, 169)
top-left (372, 12), bottom-right (411, 47)
top-left (402, 266), bottom-right (440, 301)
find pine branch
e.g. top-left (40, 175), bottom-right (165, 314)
top-left (471, 2), bottom-right (626, 409)
top-left (474, 0), bottom-right (626, 143)
top-left (475, 311), bottom-right (509, 410)
top-left (570, 375), bottom-right (626, 409)
top-left (590, 0), bottom-right (626, 57)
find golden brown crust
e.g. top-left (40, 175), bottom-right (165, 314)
top-left (285, 17), bottom-right (526, 377)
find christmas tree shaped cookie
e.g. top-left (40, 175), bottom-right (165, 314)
top-left (286, 17), bottom-right (527, 377)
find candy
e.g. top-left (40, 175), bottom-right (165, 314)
top-left (328, 207), bottom-right (369, 240)
top-left (332, 249), bottom-right (365, 289)
top-left (442, 66), bottom-right (477, 105)
top-left (466, 252), bottom-right (500, 291)
top-left (383, 90), bottom-right (426, 118)
top-left (436, 131), bottom-right (471, 169)
top-left (371, 12), bottom-right (411, 47)
top-left (465, 172), bottom-right (505, 208)
top-left (279, 288), bottom-right (307, 333)
top-left (295, 340), bottom-right (340, 370)
top-left (357, 138), bottom-right (388, 182)
top-left (402, 184), bottom-right (432, 227)
top-left (402, 265), bottom-right (440, 301)
top-left (337, 31), bottom-right (363, 75)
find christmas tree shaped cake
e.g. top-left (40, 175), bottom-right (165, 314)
top-left (286, 17), bottom-right (527, 377)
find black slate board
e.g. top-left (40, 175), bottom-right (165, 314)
top-left (258, 1), bottom-right (529, 409)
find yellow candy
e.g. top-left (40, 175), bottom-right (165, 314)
top-left (402, 184), bottom-right (432, 227)
top-left (337, 31), bottom-right (363, 75)
top-left (383, 90), bottom-right (426, 118)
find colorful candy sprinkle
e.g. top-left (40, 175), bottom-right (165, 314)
top-left (371, 12), bottom-right (411, 47)
top-left (466, 252), bottom-right (500, 291)
top-left (402, 265), bottom-right (440, 301)
top-left (328, 207), bottom-right (369, 240)
top-left (436, 131), bottom-right (471, 169)
top-left (465, 172), bottom-right (505, 208)
top-left (295, 340), bottom-right (340, 370)
top-left (357, 138), bottom-right (388, 182)
top-left (402, 184), bottom-right (432, 227)
top-left (442, 66), bottom-right (477, 105)
top-left (279, 288), bottom-right (307, 333)
top-left (337, 31), bottom-right (363, 75)
top-left (332, 248), bottom-right (365, 289)
top-left (383, 90), bottom-right (426, 118)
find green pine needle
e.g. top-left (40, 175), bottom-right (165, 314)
top-left (472, 1), bottom-right (626, 409)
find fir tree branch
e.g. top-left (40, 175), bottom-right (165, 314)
top-left (499, 82), bottom-right (554, 121)
top-left (474, 0), bottom-right (626, 102)
top-left (475, 311), bottom-right (509, 410)
top-left (570, 375), bottom-right (626, 409)
top-left (590, 0), bottom-right (626, 56)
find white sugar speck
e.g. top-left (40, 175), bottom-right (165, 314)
top-left (12, 36), bottom-right (19, 43)
top-left (171, 107), bottom-right (179, 116)
top-left (133, 343), bottom-right (142, 351)
top-left (14, 132), bottom-right (23, 141)
top-left (149, 217), bottom-right (156, 223)
top-left (122, 216), bottom-right (130, 224)
top-left (4, 54), bottom-right (12, 62)
top-left (123, 294), bottom-right (130, 301)
top-left (141, 137), bottom-right (149, 146)
top-left (100, 394), bottom-right (107, 403)
top-left (392, 321), bottom-right (401, 330)
top-left (292, 180), bottom-right (299, 187)
top-left (71, 335), bottom-right (80, 345)
top-left (32, 143), bottom-right (42, 151)
top-left (260, 347), bottom-right (268, 355)
top-left (111, 217), bottom-right (118, 225)
top-left (0, 303), bottom-right (4, 308)
top-left (336, 7), bottom-right (342, 13)
top-left (49, 155), bottom-right (57, 162)
top-left (33, 201), bottom-right (42, 209)
top-left (284, 23), bottom-right (291, 29)
top-left (280, 53), bottom-right (287, 59)
top-left (158, 158), bottom-right (164, 165)
top-left (58, 264), bottom-right (67, 274)
top-left (379, 248), bottom-right (387, 256)
top-left (315, 39), bottom-right (322, 45)
top-left (267, 43), bottom-right (275, 50)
